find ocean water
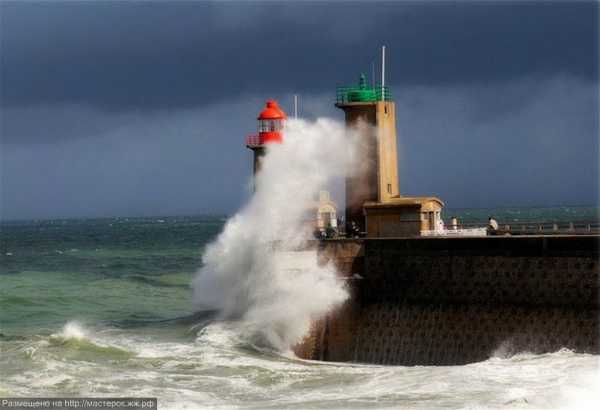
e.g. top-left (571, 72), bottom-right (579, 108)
top-left (1, 208), bottom-right (598, 409)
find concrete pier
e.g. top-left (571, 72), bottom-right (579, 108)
top-left (295, 235), bottom-right (600, 365)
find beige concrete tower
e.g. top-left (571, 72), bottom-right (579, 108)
top-left (335, 74), bottom-right (399, 232)
top-left (336, 67), bottom-right (444, 238)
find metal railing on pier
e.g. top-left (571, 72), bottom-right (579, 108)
top-left (444, 220), bottom-right (600, 236)
top-left (494, 221), bottom-right (600, 235)
top-left (321, 220), bottom-right (600, 239)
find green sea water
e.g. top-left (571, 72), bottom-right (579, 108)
top-left (0, 208), bottom-right (598, 409)
top-left (1, 216), bottom-right (224, 334)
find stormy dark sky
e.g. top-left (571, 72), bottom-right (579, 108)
top-left (1, 1), bottom-right (598, 220)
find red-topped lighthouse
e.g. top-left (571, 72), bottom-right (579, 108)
top-left (246, 100), bottom-right (287, 177)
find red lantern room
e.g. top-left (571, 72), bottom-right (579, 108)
top-left (257, 100), bottom-right (286, 144)
top-left (246, 100), bottom-right (287, 179)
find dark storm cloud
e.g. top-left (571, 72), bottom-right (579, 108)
top-left (1, 75), bottom-right (597, 220)
top-left (1, 1), bottom-right (598, 220)
top-left (395, 75), bottom-right (599, 208)
top-left (1, 1), bottom-right (597, 113)
top-left (0, 99), bottom-right (262, 219)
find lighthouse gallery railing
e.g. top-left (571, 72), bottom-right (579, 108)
top-left (336, 85), bottom-right (392, 104)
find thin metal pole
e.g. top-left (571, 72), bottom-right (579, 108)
top-left (294, 95), bottom-right (298, 119)
top-left (381, 45), bottom-right (386, 101)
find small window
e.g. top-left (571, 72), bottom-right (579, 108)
top-left (258, 120), bottom-right (269, 133)
top-left (384, 105), bottom-right (388, 115)
top-left (259, 119), bottom-right (283, 132)
top-left (387, 183), bottom-right (392, 194)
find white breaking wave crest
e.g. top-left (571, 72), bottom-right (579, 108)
top-left (192, 118), bottom-right (359, 351)
top-left (55, 321), bottom-right (87, 340)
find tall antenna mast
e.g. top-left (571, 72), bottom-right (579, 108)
top-left (381, 45), bottom-right (386, 101)
top-left (294, 95), bottom-right (298, 119)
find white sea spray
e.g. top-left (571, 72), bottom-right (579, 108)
top-left (192, 118), bottom-right (359, 350)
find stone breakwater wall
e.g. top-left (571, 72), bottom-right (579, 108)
top-left (296, 236), bottom-right (599, 365)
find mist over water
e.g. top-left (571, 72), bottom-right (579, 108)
top-left (192, 118), bottom-right (358, 350)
